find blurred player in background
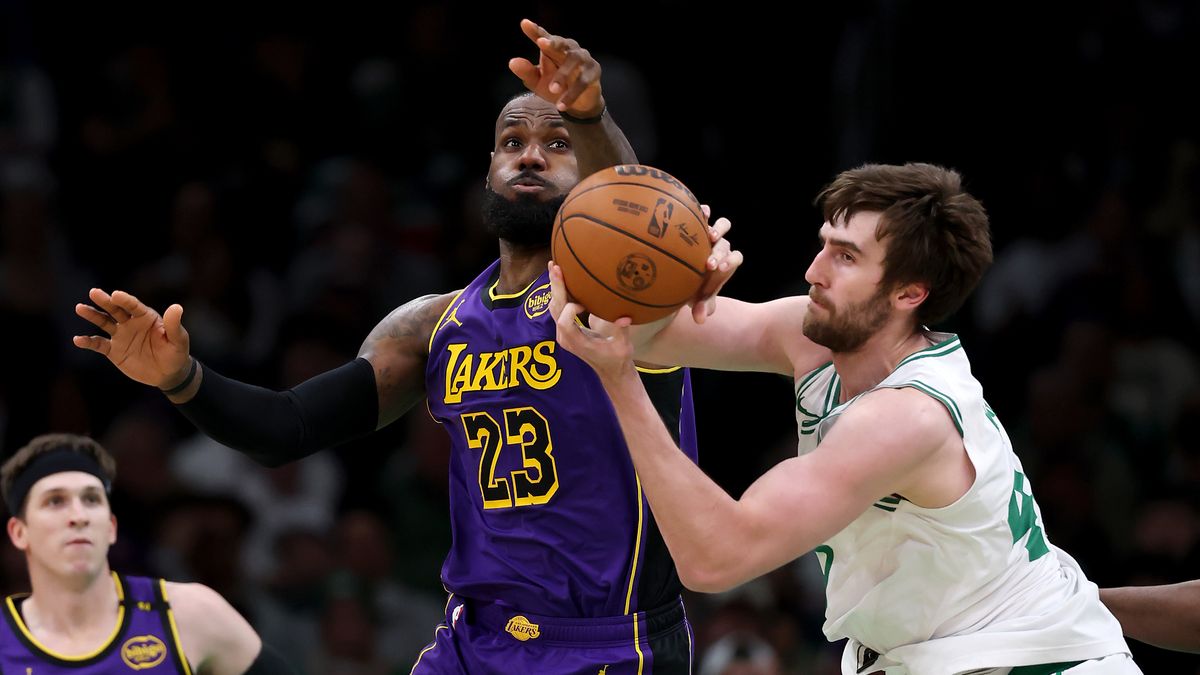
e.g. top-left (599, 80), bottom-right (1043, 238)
top-left (555, 163), bottom-right (1142, 674)
top-left (1, 433), bottom-right (290, 674)
top-left (74, 19), bottom-right (736, 674)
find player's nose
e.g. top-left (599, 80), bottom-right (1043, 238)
top-left (67, 499), bottom-right (90, 525)
top-left (517, 143), bottom-right (547, 171)
top-left (804, 250), bottom-right (826, 288)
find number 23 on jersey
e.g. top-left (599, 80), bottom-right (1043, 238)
top-left (462, 407), bottom-right (559, 509)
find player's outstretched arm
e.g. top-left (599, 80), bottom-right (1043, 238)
top-left (548, 249), bottom-right (822, 377)
top-left (1100, 581), bottom-right (1200, 654)
top-left (74, 290), bottom-right (454, 466)
top-left (509, 18), bottom-right (636, 175)
top-left (177, 291), bottom-right (456, 464)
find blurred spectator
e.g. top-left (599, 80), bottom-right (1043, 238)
top-left (699, 633), bottom-right (782, 675)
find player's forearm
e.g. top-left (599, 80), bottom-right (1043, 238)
top-left (565, 107), bottom-right (637, 179)
top-left (634, 298), bottom-right (788, 374)
top-left (175, 359), bottom-right (377, 467)
top-left (1100, 582), bottom-right (1200, 653)
top-left (600, 367), bottom-right (753, 592)
top-left (632, 307), bottom-right (710, 367)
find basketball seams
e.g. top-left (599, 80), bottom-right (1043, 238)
top-left (561, 213), bottom-right (708, 276)
top-left (552, 165), bottom-right (711, 323)
top-left (561, 180), bottom-right (706, 228)
top-left (553, 226), bottom-right (695, 311)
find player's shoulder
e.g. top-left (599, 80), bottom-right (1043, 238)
top-left (161, 582), bottom-right (249, 643)
top-left (396, 291), bottom-right (463, 324)
top-left (161, 581), bottom-right (231, 615)
top-left (849, 387), bottom-right (959, 445)
top-left (160, 581), bottom-right (261, 671)
top-left (363, 290), bottom-right (463, 352)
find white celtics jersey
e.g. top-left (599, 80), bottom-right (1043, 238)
top-left (795, 332), bottom-right (1132, 675)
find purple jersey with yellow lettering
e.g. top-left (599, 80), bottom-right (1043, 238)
top-left (426, 259), bottom-right (698, 617)
top-left (0, 573), bottom-right (192, 674)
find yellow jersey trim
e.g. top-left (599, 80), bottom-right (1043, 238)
top-left (158, 580), bottom-right (194, 675)
top-left (623, 474), bottom-right (645, 615)
top-left (633, 612), bottom-right (645, 674)
top-left (685, 607), bottom-right (694, 670)
top-left (409, 625), bottom-right (449, 675)
top-left (425, 398), bottom-right (442, 425)
top-left (427, 290), bottom-right (466, 353)
top-left (407, 593), bottom-right (454, 674)
top-left (634, 365), bottom-right (682, 374)
top-left (5, 571), bottom-right (126, 661)
top-left (488, 275), bottom-right (540, 301)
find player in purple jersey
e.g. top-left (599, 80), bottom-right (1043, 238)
top-left (0, 433), bottom-right (291, 674)
top-left (72, 19), bottom-right (740, 674)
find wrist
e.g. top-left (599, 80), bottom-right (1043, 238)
top-left (560, 104), bottom-right (606, 125)
top-left (597, 360), bottom-right (640, 390)
top-left (160, 358), bottom-right (197, 395)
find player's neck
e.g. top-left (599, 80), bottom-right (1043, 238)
top-left (24, 565), bottom-right (119, 638)
top-left (496, 241), bottom-right (551, 295)
top-left (832, 325), bottom-right (932, 402)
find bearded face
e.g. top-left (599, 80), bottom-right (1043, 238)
top-left (803, 284), bottom-right (894, 353)
top-left (481, 184), bottom-right (565, 248)
top-left (485, 95), bottom-right (578, 248)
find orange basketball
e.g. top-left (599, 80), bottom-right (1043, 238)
top-left (552, 164), bottom-right (711, 324)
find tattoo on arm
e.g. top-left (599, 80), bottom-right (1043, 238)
top-left (359, 292), bottom-right (458, 427)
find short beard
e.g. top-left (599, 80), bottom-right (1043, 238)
top-left (481, 187), bottom-right (564, 248)
top-left (802, 287), bottom-right (893, 353)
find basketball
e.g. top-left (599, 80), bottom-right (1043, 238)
top-left (552, 164), bottom-right (711, 324)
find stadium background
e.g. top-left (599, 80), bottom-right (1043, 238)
top-left (1, 2), bottom-right (1197, 672)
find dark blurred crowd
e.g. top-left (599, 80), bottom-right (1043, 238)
top-left (1, 2), bottom-right (1197, 673)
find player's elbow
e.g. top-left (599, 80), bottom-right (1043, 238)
top-left (677, 559), bottom-right (742, 594)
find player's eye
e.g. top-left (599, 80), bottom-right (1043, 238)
top-left (548, 139), bottom-right (569, 150)
top-left (840, 252), bottom-right (855, 263)
top-left (502, 138), bottom-right (522, 149)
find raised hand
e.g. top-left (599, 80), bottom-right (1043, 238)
top-left (690, 204), bottom-right (744, 324)
top-left (73, 288), bottom-right (192, 389)
top-left (508, 18), bottom-right (604, 117)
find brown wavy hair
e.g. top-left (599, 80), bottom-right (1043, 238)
top-left (816, 163), bottom-right (993, 326)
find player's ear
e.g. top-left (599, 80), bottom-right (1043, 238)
top-left (894, 282), bottom-right (928, 311)
top-left (7, 516), bottom-right (28, 551)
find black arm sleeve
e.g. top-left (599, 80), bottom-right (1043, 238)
top-left (242, 642), bottom-right (297, 675)
top-left (175, 358), bottom-right (378, 467)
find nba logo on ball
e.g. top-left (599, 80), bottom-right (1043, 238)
top-left (553, 164), bottom-right (711, 324)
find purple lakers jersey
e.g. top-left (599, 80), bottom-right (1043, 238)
top-left (426, 260), bottom-right (698, 617)
top-left (0, 573), bottom-right (192, 674)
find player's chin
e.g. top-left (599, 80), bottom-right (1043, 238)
top-left (59, 559), bottom-right (100, 576)
top-left (511, 187), bottom-right (563, 203)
